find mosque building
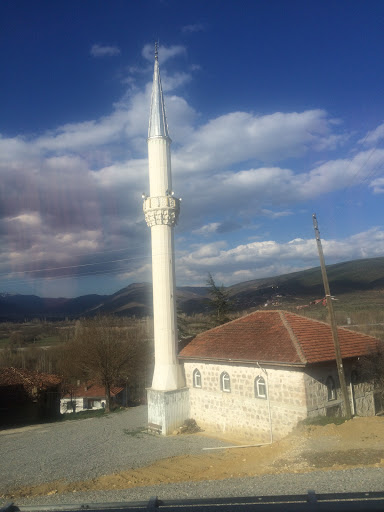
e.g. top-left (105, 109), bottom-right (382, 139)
top-left (143, 47), bottom-right (381, 439)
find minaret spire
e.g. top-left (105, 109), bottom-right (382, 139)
top-left (148, 43), bottom-right (170, 140)
top-left (143, 45), bottom-right (187, 436)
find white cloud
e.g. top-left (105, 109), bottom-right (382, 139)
top-left (175, 228), bottom-right (384, 285)
top-left (174, 148), bottom-right (384, 230)
top-left (192, 223), bottom-right (221, 236)
top-left (1, 48), bottom-right (383, 296)
top-left (90, 44), bottom-right (121, 57)
top-left (118, 263), bottom-right (152, 282)
top-left (181, 23), bottom-right (206, 34)
top-left (142, 44), bottom-right (186, 64)
top-left (370, 177), bottom-right (384, 193)
top-left (260, 209), bottom-right (293, 218)
top-left (5, 213), bottom-right (41, 227)
top-left (161, 71), bottom-right (192, 91)
top-left (172, 109), bottom-right (345, 174)
top-left (0, 135), bottom-right (38, 164)
top-left (360, 122), bottom-right (384, 145)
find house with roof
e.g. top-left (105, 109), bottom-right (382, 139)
top-left (60, 382), bottom-right (127, 414)
top-left (179, 310), bottom-right (382, 442)
top-left (0, 367), bottom-right (61, 426)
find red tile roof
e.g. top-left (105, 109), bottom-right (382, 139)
top-left (0, 367), bottom-right (61, 393)
top-left (179, 310), bottom-right (380, 366)
top-left (64, 383), bottom-right (124, 399)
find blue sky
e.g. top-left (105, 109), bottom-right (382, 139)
top-left (1, 0), bottom-right (384, 298)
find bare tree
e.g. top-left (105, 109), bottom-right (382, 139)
top-left (73, 315), bottom-right (145, 412)
top-left (52, 341), bottom-right (83, 411)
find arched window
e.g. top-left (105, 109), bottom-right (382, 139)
top-left (220, 372), bottom-right (231, 393)
top-left (255, 376), bottom-right (267, 399)
top-left (193, 369), bottom-right (202, 388)
top-left (326, 376), bottom-right (336, 400)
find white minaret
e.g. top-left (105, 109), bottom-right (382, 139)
top-left (143, 45), bottom-right (188, 433)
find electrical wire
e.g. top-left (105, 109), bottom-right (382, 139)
top-left (0, 248), bottom-right (178, 286)
top-left (0, 255), bottom-right (147, 277)
top-left (0, 242), bottom-right (150, 276)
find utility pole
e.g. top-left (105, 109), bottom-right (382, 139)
top-left (312, 214), bottom-right (352, 419)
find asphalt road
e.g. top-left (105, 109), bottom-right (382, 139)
top-left (3, 468), bottom-right (384, 508)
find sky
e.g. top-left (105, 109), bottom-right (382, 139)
top-left (1, 0), bottom-right (384, 298)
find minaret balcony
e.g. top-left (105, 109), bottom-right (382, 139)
top-left (143, 195), bottom-right (180, 227)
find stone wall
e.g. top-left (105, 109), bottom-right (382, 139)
top-left (303, 362), bottom-right (375, 417)
top-left (353, 379), bottom-right (375, 416)
top-left (183, 361), bottom-right (308, 442)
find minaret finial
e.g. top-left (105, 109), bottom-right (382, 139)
top-left (148, 40), bottom-right (170, 139)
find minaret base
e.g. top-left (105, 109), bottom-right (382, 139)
top-left (151, 362), bottom-right (186, 391)
top-left (147, 387), bottom-right (189, 435)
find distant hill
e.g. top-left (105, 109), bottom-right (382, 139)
top-left (0, 293), bottom-right (108, 321)
top-left (89, 284), bottom-right (211, 317)
top-left (1, 256), bottom-right (384, 321)
top-left (227, 257), bottom-right (384, 310)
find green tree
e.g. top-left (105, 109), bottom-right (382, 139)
top-left (207, 273), bottom-right (232, 326)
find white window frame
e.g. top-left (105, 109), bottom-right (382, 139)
top-left (193, 369), bottom-right (202, 388)
top-left (255, 376), bottom-right (267, 399)
top-left (221, 372), bottom-right (231, 393)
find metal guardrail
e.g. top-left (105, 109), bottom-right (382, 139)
top-left (1, 491), bottom-right (384, 512)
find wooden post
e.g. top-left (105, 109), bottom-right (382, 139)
top-left (312, 214), bottom-right (352, 419)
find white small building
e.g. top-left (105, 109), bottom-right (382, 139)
top-left (179, 310), bottom-right (382, 442)
top-left (60, 383), bottom-right (127, 414)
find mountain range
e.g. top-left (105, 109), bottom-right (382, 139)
top-left (1, 256), bottom-right (384, 321)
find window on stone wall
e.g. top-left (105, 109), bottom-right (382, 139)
top-left (255, 376), bottom-right (267, 399)
top-left (193, 369), bottom-right (202, 388)
top-left (326, 376), bottom-right (336, 400)
top-left (351, 369), bottom-right (358, 384)
top-left (220, 372), bottom-right (231, 393)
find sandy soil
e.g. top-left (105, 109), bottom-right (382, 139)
top-left (4, 416), bottom-right (384, 500)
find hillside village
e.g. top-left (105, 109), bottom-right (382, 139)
top-left (1, 257), bottom-right (384, 432)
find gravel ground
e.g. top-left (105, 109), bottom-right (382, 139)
top-left (4, 467), bottom-right (384, 508)
top-left (0, 406), bottom-right (229, 493)
top-left (1, 407), bottom-right (383, 509)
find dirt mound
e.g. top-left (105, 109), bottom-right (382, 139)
top-left (3, 416), bottom-right (384, 500)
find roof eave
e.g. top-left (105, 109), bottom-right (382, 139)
top-left (178, 356), bottom-right (306, 368)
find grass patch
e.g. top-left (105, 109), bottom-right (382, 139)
top-left (60, 406), bottom-right (127, 422)
top-left (299, 415), bottom-right (348, 427)
top-left (123, 426), bottom-right (147, 437)
top-left (33, 336), bottom-right (62, 346)
top-left (60, 409), bottom-right (106, 421)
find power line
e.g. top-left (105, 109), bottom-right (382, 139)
top-left (0, 242), bottom-right (149, 273)
top-left (0, 247), bottom-right (181, 285)
top-left (0, 253), bottom-right (150, 277)
top-left (0, 258), bottom-right (151, 286)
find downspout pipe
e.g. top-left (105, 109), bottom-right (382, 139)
top-left (257, 361), bottom-right (273, 444)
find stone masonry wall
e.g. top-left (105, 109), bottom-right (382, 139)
top-left (303, 362), bottom-right (375, 417)
top-left (183, 361), bottom-right (308, 442)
